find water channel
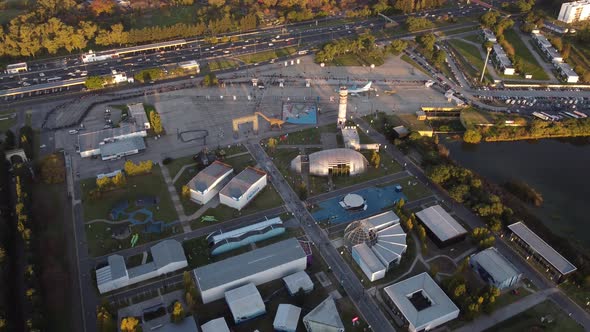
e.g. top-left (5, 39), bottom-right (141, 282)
top-left (443, 137), bottom-right (590, 249)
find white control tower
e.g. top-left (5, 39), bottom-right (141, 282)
top-left (337, 86), bottom-right (348, 128)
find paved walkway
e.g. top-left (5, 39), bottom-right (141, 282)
top-left (455, 288), bottom-right (560, 332)
top-left (159, 163), bottom-right (191, 233)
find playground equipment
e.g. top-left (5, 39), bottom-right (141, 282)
top-left (130, 233), bottom-right (139, 247)
top-left (232, 112), bottom-right (285, 137)
top-left (201, 216), bottom-right (218, 223)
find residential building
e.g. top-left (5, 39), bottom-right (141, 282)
top-left (508, 222), bottom-right (577, 282)
top-left (187, 160), bottom-right (233, 205)
top-left (383, 272), bottom-right (460, 332)
top-left (219, 166), bottom-right (267, 210)
top-left (470, 247), bottom-right (522, 290)
top-left (491, 44), bottom-right (516, 75)
top-left (208, 217), bottom-right (285, 256)
top-left (283, 271), bottom-right (314, 295)
top-left (193, 238), bottom-right (308, 303)
top-left (558, 0), bottom-right (590, 23)
top-left (303, 297), bottom-right (345, 332)
top-left (415, 205), bottom-right (467, 246)
top-left (274, 304), bottom-right (301, 332)
top-left (96, 240), bottom-right (187, 294)
top-left (225, 283), bottom-right (266, 324)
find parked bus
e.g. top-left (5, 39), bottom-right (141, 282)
top-left (5, 62), bottom-right (27, 74)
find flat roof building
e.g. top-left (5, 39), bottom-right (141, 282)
top-left (274, 304), bottom-right (301, 332)
top-left (303, 297), bottom-right (345, 332)
top-left (208, 217), bottom-right (285, 256)
top-left (470, 247), bottom-right (522, 290)
top-left (283, 270), bottom-right (314, 295)
top-left (415, 205), bottom-right (467, 246)
top-left (383, 272), bottom-right (460, 332)
top-left (201, 318), bottom-right (230, 332)
top-left (344, 211), bottom-right (407, 281)
top-left (187, 160), bottom-right (233, 205)
top-left (219, 166), bottom-right (267, 211)
top-left (225, 283), bottom-right (266, 324)
top-left (558, 0), bottom-right (590, 23)
top-left (193, 238), bottom-right (307, 303)
top-left (508, 222), bottom-right (576, 282)
top-left (127, 103), bottom-right (150, 130)
top-left (78, 124), bottom-right (146, 158)
top-left (491, 44), bottom-right (516, 75)
top-left (96, 240), bottom-right (187, 294)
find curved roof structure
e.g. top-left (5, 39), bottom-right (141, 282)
top-left (344, 211), bottom-right (407, 267)
top-left (291, 148), bottom-right (368, 176)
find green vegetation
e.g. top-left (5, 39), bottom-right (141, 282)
top-left (483, 300), bottom-right (584, 332)
top-left (81, 165), bottom-right (177, 222)
top-left (503, 28), bottom-right (549, 80)
top-left (237, 46), bottom-right (296, 64)
top-left (475, 118), bottom-right (590, 142)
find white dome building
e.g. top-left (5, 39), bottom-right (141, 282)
top-left (290, 148), bottom-right (368, 177)
top-left (344, 211), bottom-right (408, 281)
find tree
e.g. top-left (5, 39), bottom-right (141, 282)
top-left (463, 129), bottom-right (482, 144)
top-left (171, 301), bottom-right (184, 323)
top-left (370, 150), bottom-right (381, 168)
top-left (149, 111), bottom-right (163, 135)
top-left (85, 76), bottom-right (106, 90)
top-left (120, 317), bottom-right (139, 332)
top-left (4, 130), bottom-right (16, 149)
top-left (90, 0), bottom-right (116, 16)
top-left (40, 154), bottom-right (65, 184)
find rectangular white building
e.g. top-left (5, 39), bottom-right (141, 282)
top-left (187, 160), bottom-right (233, 205)
top-left (225, 283), bottom-right (266, 324)
top-left (558, 0), bottom-right (590, 23)
top-left (384, 272), bottom-right (460, 332)
top-left (193, 238), bottom-right (307, 303)
top-left (470, 247), bottom-right (522, 290)
top-left (219, 166), bottom-right (267, 211)
top-left (96, 240), bottom-right (187, 294)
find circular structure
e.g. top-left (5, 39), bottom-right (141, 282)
top-left (342, 193), bottom-right (366, 211)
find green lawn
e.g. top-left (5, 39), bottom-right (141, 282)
top-left (503, 28), bottom-right (550, 80)
top-left (237, 46), bottom-right (297, 64)
top-left (483, 300), bottom-right (584, 332)
top-left (81, 165), bottom-right (177, 223)
top-left (400, 54), bottom-right (430, 75)
top-left (191, 183), bottom-right (284, 230)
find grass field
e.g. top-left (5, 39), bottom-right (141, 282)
top-left (504, 28), bottom-right (550, 80)
top-left (81, 165), bottom-right (177, 223)
top-left (237, 46), bottom-right (297, 64)
top-left (483, 300), bottom-right (584, 332)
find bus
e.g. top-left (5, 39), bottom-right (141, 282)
top-left (5, 62), bottom-right (27, 74)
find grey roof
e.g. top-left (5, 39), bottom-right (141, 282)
top-left (508, 222), bottom-right (577, 275)
top-left (416, 205), bottom-right (467, 242)
top-left (194, 238), bottom-right (306, 292)
top-left (188, 161), bottom-right (233, 193)
top-left (353, 243), bottom-right (386, 273)
top-left (150, 240), bottom-right (187, 269)
top-left (471, 247), bottom-right (521, 283)
top-left (384, 272), bottom-right (459, 329)
top-left (96, 255), bottom-right (126, 286)
top-left (219, 166), bottom-right (266, 199)
top-left (99, 136), bottom-right (145, 157)
top-left (283, 271), bottom-right (314, 294)
top-left (201, 318), bottom-right (230, 332)
top-left (303, 296), bottom-right (344, 329)
top-left (78, 124), bottom-right (144, 152)
top-left (225, 283), bottom-right (265, 320)
top-left (274, 304), bottom-right (301, 331)
top-left (0, 77), bottom-right (86, 98)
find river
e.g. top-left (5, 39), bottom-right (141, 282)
top-left (443, 137), bottom-right (590, 249)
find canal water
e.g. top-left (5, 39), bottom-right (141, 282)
top-left (443, 137), bottom-right (590, 249)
